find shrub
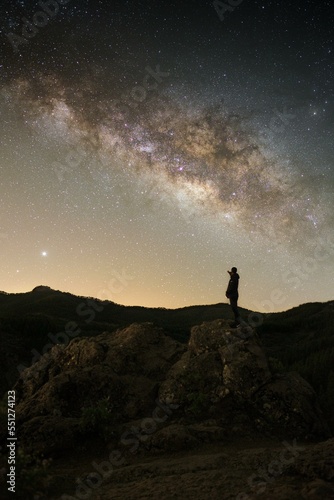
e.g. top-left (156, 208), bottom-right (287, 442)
top-left (79, 398), bottom-right (114, 440)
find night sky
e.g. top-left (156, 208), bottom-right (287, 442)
top-left (0, 0), bottom-right (333, 312)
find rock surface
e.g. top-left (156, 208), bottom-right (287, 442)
top-left (12, 323), bottom-right (185, 454)
top-left (8, 319), bottom-right (330, 458)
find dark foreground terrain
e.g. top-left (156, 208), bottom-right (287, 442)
top-left (13, 437), bottom-right (334, 499)
top-left (0, 289), bottom-right (333, 499)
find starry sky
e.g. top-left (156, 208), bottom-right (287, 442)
top-left (0, 0), bottom-right (333, 312)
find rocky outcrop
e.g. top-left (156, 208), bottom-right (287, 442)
top-left (13, 323), bottom-right (186, 454)
top-left (10, 320), bottom-right (330, 456)
top-left (158, 320), bottom-right (330, 441)
top-left (160, 320), bottom-right (271, 407)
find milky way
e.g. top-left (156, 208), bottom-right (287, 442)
top-left (6, 70), bottom-right (326, 246)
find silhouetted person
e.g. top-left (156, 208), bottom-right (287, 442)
top-left (226, 266), bottom-right (240, 326)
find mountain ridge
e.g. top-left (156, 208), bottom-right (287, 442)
top-left (1, 284), bottom-right (333, 314)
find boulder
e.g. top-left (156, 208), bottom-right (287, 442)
top-left (159, 319), bottom-right (271, 408)
top-left (253, 372), bottom-right (331, 440)
top-left (13, 323), bottom-right (186, 454)
top-left (159, 320), bottom-right (330, 439)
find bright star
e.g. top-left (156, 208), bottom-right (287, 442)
top-left (41, 251), bottom-right (48, 257)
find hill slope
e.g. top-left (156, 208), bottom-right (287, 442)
top-left (257, 301), bottom-right (334, 430)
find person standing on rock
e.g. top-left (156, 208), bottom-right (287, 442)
top-left (226, 267), bottom-right (241, 326)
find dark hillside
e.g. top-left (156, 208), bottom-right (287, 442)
top-left (0, 288), bottom-right (234, 335)
top-left (257, 301), bottom-right (334, 430)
